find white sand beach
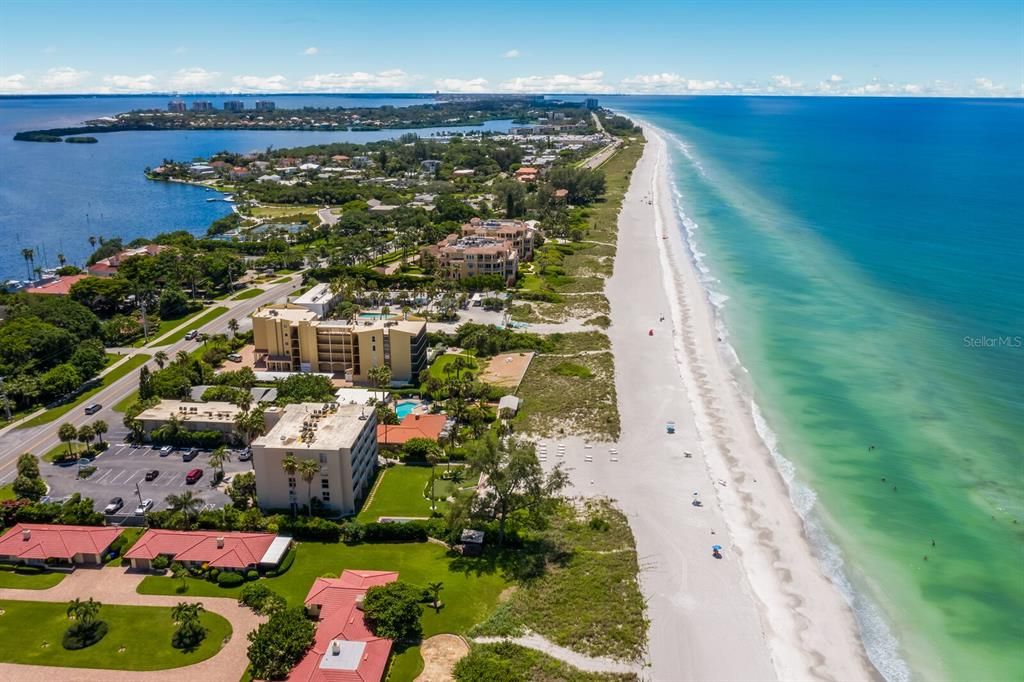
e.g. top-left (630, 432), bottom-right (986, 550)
top-left (538, 128), bottom-right (877, 681)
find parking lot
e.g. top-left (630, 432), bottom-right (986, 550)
top-left (44, 438), bottom-right (254, 514)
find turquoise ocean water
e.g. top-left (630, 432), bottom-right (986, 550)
top-left (615, 96), bottom-right (1023, 681)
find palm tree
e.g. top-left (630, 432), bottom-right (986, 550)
top-left (166, 491), bottom-right (204, 528)
top-left (426, 447), bottom-right (442, 512)
top-left (298, 459), bottom-right (320, 516)
top-left (21, 248), bottom-right (34, 281)
top-left (154, 350), bottom-right (169, 369)
top-left (198, 333), bottom-right (210, 346)
top-left (427, 581), bottom-right (444, 611)
top-left (58, 422), bottom-right (78, 458)
top-left (227, 318), bottom-right (239, 337)
top-left (88, 235), bottom-right (97, 250)
top-left (234, 407), bottom-right (265, 451)
top-left (208, 446), bottom-right (229, 482)
top-left (171, 601), bottom-right (204, 624)
top-left (77, 424), bottom-right (95, 451)
top-left (175, 350), bottom-right (190, 365)
top-left (171, 601), bottom-right (207, 648)
top-left (57, 252), bottom-right (66, 268)
top-left (92, 420), bottom-right (108, 446)
top-left (66, 597), bottom-right (101, 628)
top-left (282, 454), bottom-right (300, 514)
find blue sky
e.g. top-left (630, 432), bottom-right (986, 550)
top-left (1, 1), bottom-right (1021, 96)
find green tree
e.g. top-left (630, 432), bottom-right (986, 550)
top-left (298, 458), bottom-right (319, 516)
top-left (171, 601), bottom-right (207, 649)
top-left (159, 287), bottom-right (189, 319)
top-left (66, 597), bottom-right (101, 628)
top-left (77, 423), bottom-right (95, 451)
top-left (91, 419), bottom-right (108, 446)
top-left (234, 407), bottom-right (266, 449)
top-left (227, 318), bottom-right (239, 337)
top-left (246, 606), bottom-right (315, 680)
top-left (208, 445), bottom-right (230, 482)
top-left (467, 434), bottom-right (569, 545)
top-left (13, 452), bottom-right (47, 500)
top-left (226, 471), bottom-right (258, 509)
top-left (166, 490), bottom-right (204, 528)
top-left (38, 363), bottom-right (81, 401)
top-left (427, 581), bottom-right (444, 611)
top-left (58, 422), bottom-right (78, 457)
top-left (362, 581), bottom-right (423, 641)
top-left (153, 350), bottom-right (169, 369)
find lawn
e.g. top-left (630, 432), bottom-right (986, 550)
top-left (250, 205), bottom-right (319, 218)
top-left (151, 306), bottom-right (229, 346)
top-left (113, 390), bottom-right (138, 413)
top-left (231, 287), bottom-right (264, 301)
top-left (0, 599), bottom-right (231, 670)
top-left (514, 351), bottom-right (620, 441)
top-left (426, 354), bottom-right (478, 383)
top-left (357, 466), bottom-right (441, 521)
top-left (0, 566), bottom-right (66, 589)
top-left (271, 277), bottom-right (292, 284)
top-left (0, 483), bottom-right (15, 501)
top-left (137, 540), bottom-right (509, 639)
top-left (18, 354), bottom-right (152, 429)
top-left (129, 307), bottom-right (206, 347)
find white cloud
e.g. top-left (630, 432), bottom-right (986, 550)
top-left (300, 69), bottom-right (414, 91)
top-left (621, 73), bottom-right (733, 93)
top-left (503, 49), bottom-right (520, 59)
top-left (232, 74), bottom-right (288, 91)
top-left (303, 47), bottom-right (319, 55)
top-left (0, 74), bottom-right (27, 92)
top-left (828, 74), bottom-right (844, 83)
top-left (500, 71), bottom-right (612, 93)
top-left (169, 67), bottom-right (221, 90)
top-left (101, 74), bottom-right (157, 92)
top-left (435, 77), bottom-right (490, 93)
top-left (40, 67), bottom-right (89, 90)
top-left (769, 74), bottom-right (804, 91)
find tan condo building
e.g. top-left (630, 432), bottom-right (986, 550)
top-left (427, 234), bottom-right (519, 285)
top-left (251, 304), bottom-right (427, 383)
top-left (461, 217), bottom-right (537, 261)
top-left (252, 402), bottom-right (378, 515)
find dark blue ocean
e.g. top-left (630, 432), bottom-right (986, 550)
top-left (0, 94), bottom-right (513, 281)
top-left (612, 95), bottom-right (1024, 681)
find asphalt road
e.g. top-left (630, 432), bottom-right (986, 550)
top-left (0, 275), bottom-right (304, 493)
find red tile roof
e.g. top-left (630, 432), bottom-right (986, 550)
top-left (288, 570), bottom-right (399, 682)
top-left (124, 529), bottom-right (277, 569)
top-left (0, 524), bottom-right (124, 561)
top-left (24, 274), bottom-right (89, 296)
top-left (377, 413), bottom-right (447, 445)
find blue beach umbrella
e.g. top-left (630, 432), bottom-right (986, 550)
top-left (712, 545), bottom-right (722, 551)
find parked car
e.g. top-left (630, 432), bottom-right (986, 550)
top-left (84, 403), bottom-right (102, 415)
top-left (184, 330), bottom-right (198, 340)
top-left (103, 497), bottom-right (123, 514)
top-left (134, 499), bottom-right (154, 515)
top-left (227, 353), bottom-right (243, 363)
top-left (159, 445), bottom-right (174, 456)
top-left (237, 448), bottom-right (252, 462)
top-left (144, 469), bottom-right (160, 481)
top-left (182, 448), bottom-right (199, 462)
top-left (185, 469), bottom-right (203, 484)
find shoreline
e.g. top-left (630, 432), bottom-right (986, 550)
top-left (546, 126), bottom-right (877, 680)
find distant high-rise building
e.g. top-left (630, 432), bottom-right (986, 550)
top-left (585, 98), bottom-right (599, 110)
top-left (192, 100), bottom-right (213, 112)
top-left (255, 100), bottom-right (276, 112)
top-left (223, 100), bottom-right (245, 112)
top-left (167, 99), bottom-right (186, 113)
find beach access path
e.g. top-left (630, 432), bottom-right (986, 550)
top-left (534, 128), bottom-right (876, 681)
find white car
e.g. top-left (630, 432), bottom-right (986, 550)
top-left (134, 499), bottom-right (154, 515)
top-left (159, 445), bottom-right (174, 456)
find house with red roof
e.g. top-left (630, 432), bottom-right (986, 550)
top-left (377, 413), bottom-right (448, 447)
top-left (24, 274), bottom-right (89, 296)
top-left (287, 569), bottom-right (399, 682)
top-left (124, 529), bottom-right (290, 572)
top-left (0, 523), bottom-right (124, 566)
top-left (87, 244), bottom-right (168, 278)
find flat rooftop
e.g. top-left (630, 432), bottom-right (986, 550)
top-left (136, 399), bottom-right (240, 424)
top-left (293, 282), bottom-right (334, 306)
top-left (254, 402), bottom-right (370, 451)
top-left (253, 303), bottom-right (318, 323)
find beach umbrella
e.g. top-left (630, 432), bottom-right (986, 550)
top-left (712, 545), bottom-right (722, 551)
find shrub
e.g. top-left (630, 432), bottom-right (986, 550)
top-left (217, 571), bottom-right (245, 587)
top-left (207, 568), bottom-right (220, 582)
top-left (152, 555), bottom-right (170, 571)
top-left (246, 569), bottom-right (259, 581)
top-left (239, 582), bottom-right (287, 614)
top-left (275, 515), bottom-right (342, 542)
top-left (362, 521), bottom-right (428, 543)
top-left (362, 582), bottom-right (423, 641)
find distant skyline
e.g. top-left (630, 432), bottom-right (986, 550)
top-left (1, 0), bottom-right (1021, 97)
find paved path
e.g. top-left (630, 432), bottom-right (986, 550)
top-left (0, 566), bottom-right (263, 681)
top-left (473, 633), bottom-right (643, 676)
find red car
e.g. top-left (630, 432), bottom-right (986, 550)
top-left (185, 468), bottom-right (203, 485)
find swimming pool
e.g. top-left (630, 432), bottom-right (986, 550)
top-left (395, 400), bottom-right (422, 419)
top-left (358, 312), bottom-right (395, 320)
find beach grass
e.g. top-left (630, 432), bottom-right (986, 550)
top-left (470, 499), bottom-right (647, 662)
top-left (510, 293), bottom-right (610, 324)
top-left (514, 351), bottom-right (619, 441)
top-left (150, 307), bottom-right (229, 346)
top-left (456, 642), bottom-right (637, 681)
top-left (0, 599), bottom-right (231, 670)
top-left (18, 354), bottom-right (151, 428)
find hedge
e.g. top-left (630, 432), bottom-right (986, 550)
top-left (218, 571), bottom-right (245, 587)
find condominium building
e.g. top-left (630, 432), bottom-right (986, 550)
top-left (255, 100), bottom-right (276, 111)
top-left (251, 304), bottom-right (427, 383)
top-left (192, 100), bottom-right (214, 112)
top-left (427, 234), bottom-right (519, 284)
top-left (167, 99), bottom-right (186, 113)
top-left (252, 402), bottom-right (378, 515)
top-left (223, 100), bottom-right (245, 112)
top-left (461, 217), bottom-right (537, 261)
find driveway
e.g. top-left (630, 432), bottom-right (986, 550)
top-left (0, 566), bottom-right (263, 681)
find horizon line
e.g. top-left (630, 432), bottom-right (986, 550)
top-left (2, 91), bottom-right (1022, 100)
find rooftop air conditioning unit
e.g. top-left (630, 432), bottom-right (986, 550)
top-left (216, 537), bottom-right (225, 548)
top-left (22, 529), bottom-right (31, 541)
